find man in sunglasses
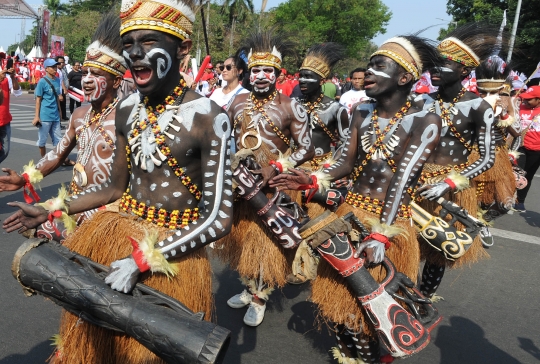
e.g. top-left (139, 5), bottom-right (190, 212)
top-left (55, 55), bottom-right (69, 121)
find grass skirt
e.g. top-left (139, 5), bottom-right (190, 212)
top-left (310, 203), bottom-right (418, 334)
top-left (474, 146), bottom-right (516, 208)
top-left (417, 160), bottom-right (489, 268)
top-left (55, 210), bottom-right (213, 364)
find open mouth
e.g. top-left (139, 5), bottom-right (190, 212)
top-left (255, 81), bottom-right (270, 88)
top-left (364, 80), bottom-right (375, 89)
top-left (132, 66), bottom-right (153, 86)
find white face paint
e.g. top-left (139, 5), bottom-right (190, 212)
top-left (145, 48), bottom-right (172, 79)
top-left (368, 68), bottom-right (391, 78)
top-left (438, 67), bottom-right (454, 73)
top-left (82, 68), bottom-right (108, 102)
top-left (298, 77), bottom-right (318, 83)
top-left (250, 66), bottom-right (276, 93)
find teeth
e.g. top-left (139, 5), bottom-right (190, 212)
top-left (133, 67), bottom-right (145, 71)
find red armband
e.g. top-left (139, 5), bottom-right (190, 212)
top-left (364, 232), bottom-right (391, 250)
top-left (269, 160), bottom-right (283, 173)
top-left (298, 175), bottom-right (319, 203)
top-left (22, 172), bottom-right (41, 203)
top-left (128, 236), bottom-right (150, 272)
top-left (500, 113), bottom-right (510, 121)
top-left (47, 210), bottom-right (63, 236)
top-left (444, 178), bottom-right (456, 190)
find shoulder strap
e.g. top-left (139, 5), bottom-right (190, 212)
top-left (42, 77), bottom-right (59, 99)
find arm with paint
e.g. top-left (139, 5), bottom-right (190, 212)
top-left (269, 108), bottom-right (360, 191)
top-left (3, 103), bottom-right (131, 232)
top-left (105, 112), bottom-right (234, 292)
top-left (287, 98), bottom-right (315, 166)
top-left (0, 113), bottom-right (78, 193)
top-left (420, 100), bottom-right (495, 201)
top-left (459, 101), bottom-right (496, 179)
top-left (336, 104), bottom-right (350, 145)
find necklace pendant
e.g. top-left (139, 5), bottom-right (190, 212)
top-left (429, 106), bottom-right (436, 113)
top-left (450, 106), bottom-right (458, 115)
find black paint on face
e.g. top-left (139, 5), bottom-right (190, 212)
top-left (298, 69), bottom-right (322, 96)
top-left (122, 29), bottom-right (181, 97)
top-left (364, 56), bottom-right (401, 98)
top-left (429, 59), bottom-right (463, 87)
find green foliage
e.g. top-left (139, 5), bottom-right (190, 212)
top-left (443, 0), bottom-right (540, 74)
top-left (271, 0), bottom-right (391, 59)
top-left (50, 10), bottom-right (103, 62)
top-left (18, 82), bottom-right (30, 90)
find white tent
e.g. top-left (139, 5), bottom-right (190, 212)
top-left (0, 46), bottom-right (4, 53)
top-left (26, 46), bottom-right (35, 59)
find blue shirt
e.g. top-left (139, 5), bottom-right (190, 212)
top-left (35, 76), bottom-right (61, 122)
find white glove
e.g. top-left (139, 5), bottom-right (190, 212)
top-left (104, 256), bottom-right (140, 293)
top-left (419, 182), bottom-right (451, 201)
top-left (354, 239), bottom-right (386, 264)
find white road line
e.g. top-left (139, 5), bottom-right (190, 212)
top-left (11, 103), bottom-right (36, 109)
top-left (16, 127), bottom-right (40, 131)
top-left (490, 228), bottom-right (540, 246)
top-left (10, 137), bottom-right (53, 149)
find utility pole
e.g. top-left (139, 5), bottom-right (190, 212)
top-left (507, 0), bottom-right (522, 63)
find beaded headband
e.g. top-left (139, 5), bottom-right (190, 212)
top-left (84, 41), bottom-right (127, 77)
top-left (119, 0), bottom-right (195, 40)
top-left (437, 37), bottom-right (480, 68)
top-left (371, 37), bottom-right (422, 80)
top-left (247, 46), bottom-right (282, 69)
top-left (300, 56), bottom-right (330, 78)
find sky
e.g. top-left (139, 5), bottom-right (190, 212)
top-left (0, 0), bottom-right (450, 54)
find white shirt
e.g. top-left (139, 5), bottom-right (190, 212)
top-left (339, 89), bottom-right (369, 114)
top-left (7, 75), bottom-right (23, 97)
top-left (210, 84), bottom-right (249, 108)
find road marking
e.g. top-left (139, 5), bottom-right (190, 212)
top-left (10, 137), bottom-right (53, 149)
top-left (11, 103), bottom-right (36, 109)
top-left (490, 228), bottom-right (540, 246)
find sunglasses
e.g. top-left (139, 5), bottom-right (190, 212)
top-left (219, 64), bottom-right (234, 71)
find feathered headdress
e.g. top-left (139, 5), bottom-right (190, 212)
top-left (240, 29), bottom-right (295, 69)
top-left (438, 23), bottom-right (504, 68)
top-left (84, 13), bottom-right (127, 77)
top-left (119, 0), bottom-right (198, 41)
top-left (371, 35), bottom-right (442, 81)
top-left (300, 43), bottom-right (344, 79)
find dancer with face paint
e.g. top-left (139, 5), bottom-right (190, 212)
top-left (271, 36), bottom-right (443, 363)
top-left (215, 29), bottom-right (314, 327)
top-left (413, 24), bottom-right (501, 299)
top-left (0, 14), bottom-right (126, 242)
top-left (285, 42), bottom-right (350, 285)
top-left (3, 0), bottom-right (233, 362)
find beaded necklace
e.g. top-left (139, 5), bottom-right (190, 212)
top-left (128, 79), bottom-right (202, 201)
top-left (352, 102), bottom-right (411, 181)
top-left (435, 87), bottom-right (472, 151)
top-left (302, 93), bottom-right (336, 141)
top-left (76, 98), bottom-right (118, 150)
top-left (240, 91), bottom-right (297, 150)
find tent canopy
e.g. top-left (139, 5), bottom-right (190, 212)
top-left (0, 0), bottom-right (38, 18)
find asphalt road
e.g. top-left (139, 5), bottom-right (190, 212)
top-left (0, 93), bottom-right (539, 364)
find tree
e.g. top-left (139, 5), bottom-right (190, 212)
top-left (271, 0), bottom-right (390, 58)
top-left (221, 0), bottom-right (255, 53)
top-left (443, 0), bottom-right (540, 74)
top-left (43, 0), bottom-right (69, 22)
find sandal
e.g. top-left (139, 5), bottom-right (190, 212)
top-left (63, 159), bottom-right (76, 166)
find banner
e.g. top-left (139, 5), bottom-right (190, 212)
top-left (50, 35), bottom-right (65, 58)
top-left (41, 10), bottom-right (50, 57)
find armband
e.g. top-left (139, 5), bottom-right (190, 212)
top-left (444, 170), bottom-right (469, 192)
top-left (364, 232), bottom-right (391, 250)
top-left (21, 160), bottom-right (43, 203)
top-left (128, 229), bottom-right (178, 276)
top-left (37, 185), bottom-right (76, 234)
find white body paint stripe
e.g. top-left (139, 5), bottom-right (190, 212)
top-left (368, 68), bottom-right (391, 78)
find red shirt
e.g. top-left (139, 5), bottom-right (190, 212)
top-left (519, 104), bottom-right (540, 151)
top-left (276, 81), bottom-right (293, 97)
top-left (0, 77), bottom-right (11, 126)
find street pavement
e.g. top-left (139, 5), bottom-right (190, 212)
top-left (0, 93), bottom-right (539, 364)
